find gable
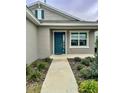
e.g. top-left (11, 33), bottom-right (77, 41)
top-left (28, 2), bottom-right (81, 21)
top-left (42, 8), bottom-right (73, 20)
top-left (32, 7), bottom-right (73, 21)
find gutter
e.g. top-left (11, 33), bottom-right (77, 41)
top-left (39, 22), bottom-right (98, 27)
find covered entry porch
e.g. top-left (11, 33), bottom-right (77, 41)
top-left (50, 29), bottom-right (95, 55)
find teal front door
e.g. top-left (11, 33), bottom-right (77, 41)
top-left (54, 32), bottom-right (65, 54)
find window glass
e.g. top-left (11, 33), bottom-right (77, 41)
top-left (71, 32), bottom-right (88, 47)
top-left (37, 9), bottom-right (42, 20)
top-left (71, 33), bottom-right (78, 46)
top-left (79, 33), bottom-right (87, 46)
top-left (35, 9), bottom-right (44, 20)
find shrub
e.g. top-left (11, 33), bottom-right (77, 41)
top-left (37, 63), bottom-right (45, 71)
top-left (80, 67), bottom-right (92, 79)
top-left (31, 61), bottom-right (39, 68)
top-left (90, 62), bottom-right (98, 80)
top-left (44, 57), bottom-right (52, 62)
top-left (26, 64), bottom-right (42, 82)
top-left (26, 65), bottom-right (33, 81)
top-left (81, 59), bottom-right (90, 66)
top-left (26, 65), bottom-right (32, 76)
top-left (77, 64), bottom-right (85, 70)
top-left (81, 57), bottom-right (96, 66)
top-left (30, 70), bottom-right (41, 82)
top-left (85, 57), bottom-right (95, 62)
top-left (79, 80), bottom-right (98, 93)
top-left (74, 57), bottom-right (81, 62)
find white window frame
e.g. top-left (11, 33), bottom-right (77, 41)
top-left (70, 31), bottom-right (89, 48)
top-left (35, 9), bottom-right (44, 20)
top-left (37, 9), bottom-right (42, 20)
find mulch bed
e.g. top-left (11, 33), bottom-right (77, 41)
top-left (68, 58), bottom-right (84, 83)
top-left (26, 59), bottom-right (52, 93)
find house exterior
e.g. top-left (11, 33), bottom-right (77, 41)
top-left (26, 1), bottom-right (98, 64)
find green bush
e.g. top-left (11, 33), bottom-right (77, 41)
top-left (79, 80), bottom-right (98, 93)
top-left (81, 57), bottom-right (96, 66)
top-left (26, 65), bottom-right (33, 81)
top-left (81, 59), bottom-right (90, 66)
top-left (80, 67), bottom-right (92, 79)
top-left (74, 57), bottom-right (81, 62)
top-left (90, 62), bottom-right (98, 80)
top-left (30, 70), bottom-right (41, 82)
top-left (38, 63), bottom-right (45, 71)
top-left (26, 63), bottom-right (42, 82)
top-left (85, 57), bottom-right (95, 62)
top-left (77, 64), bottom-right (85, 71)
top-left (44, 57), bottom-right (52, 62)
top-left (26, 65), bottom-right (32, 76)
top-left (31, 61), bottom-right (39, 67)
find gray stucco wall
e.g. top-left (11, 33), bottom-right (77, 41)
top-left (38, 27), bottom-right (51, 59)
top-left (26, 20), bottom-right (96, 63)
top-left (26, 19), bottom-right (38, 64)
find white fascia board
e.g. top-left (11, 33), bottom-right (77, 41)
top-left (39, 22), bottom-right (98, 27)
top-left (26, 8), bottom-right (40, 25)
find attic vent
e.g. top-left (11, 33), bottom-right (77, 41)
top-left (35, 9), bottom-right (44, 20)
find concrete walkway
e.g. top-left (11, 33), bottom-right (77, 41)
top-left (41, 57), bottom-right (79, 93)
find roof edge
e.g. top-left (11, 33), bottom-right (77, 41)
top-left (26, 7), bottom-right (40, 25)
top-left (27, 1), bottom-right (83, 21)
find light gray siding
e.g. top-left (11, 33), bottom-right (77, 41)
top-left (42, 8), bottom-right (71, 20)
top-left (38, 27), bottom-right (51, 59)
top-left (30, 6), bottom-right (74, 21)
top-left (26, 19), bottom-right (38, 64)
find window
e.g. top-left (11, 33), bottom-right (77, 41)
top-left (71, 32), bottom-right (78, 46)
top-left (70, 31), bottom-right (89, 48)
top-left (35, 9), bottom-right (44, 20)
top-left (79, 32), bottom-right (87, 46)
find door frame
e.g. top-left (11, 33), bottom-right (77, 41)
top-left (53, 30), bottom-right (67, 54)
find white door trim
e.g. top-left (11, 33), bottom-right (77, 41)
top-left (53, 30), bottom-right (67, 54)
